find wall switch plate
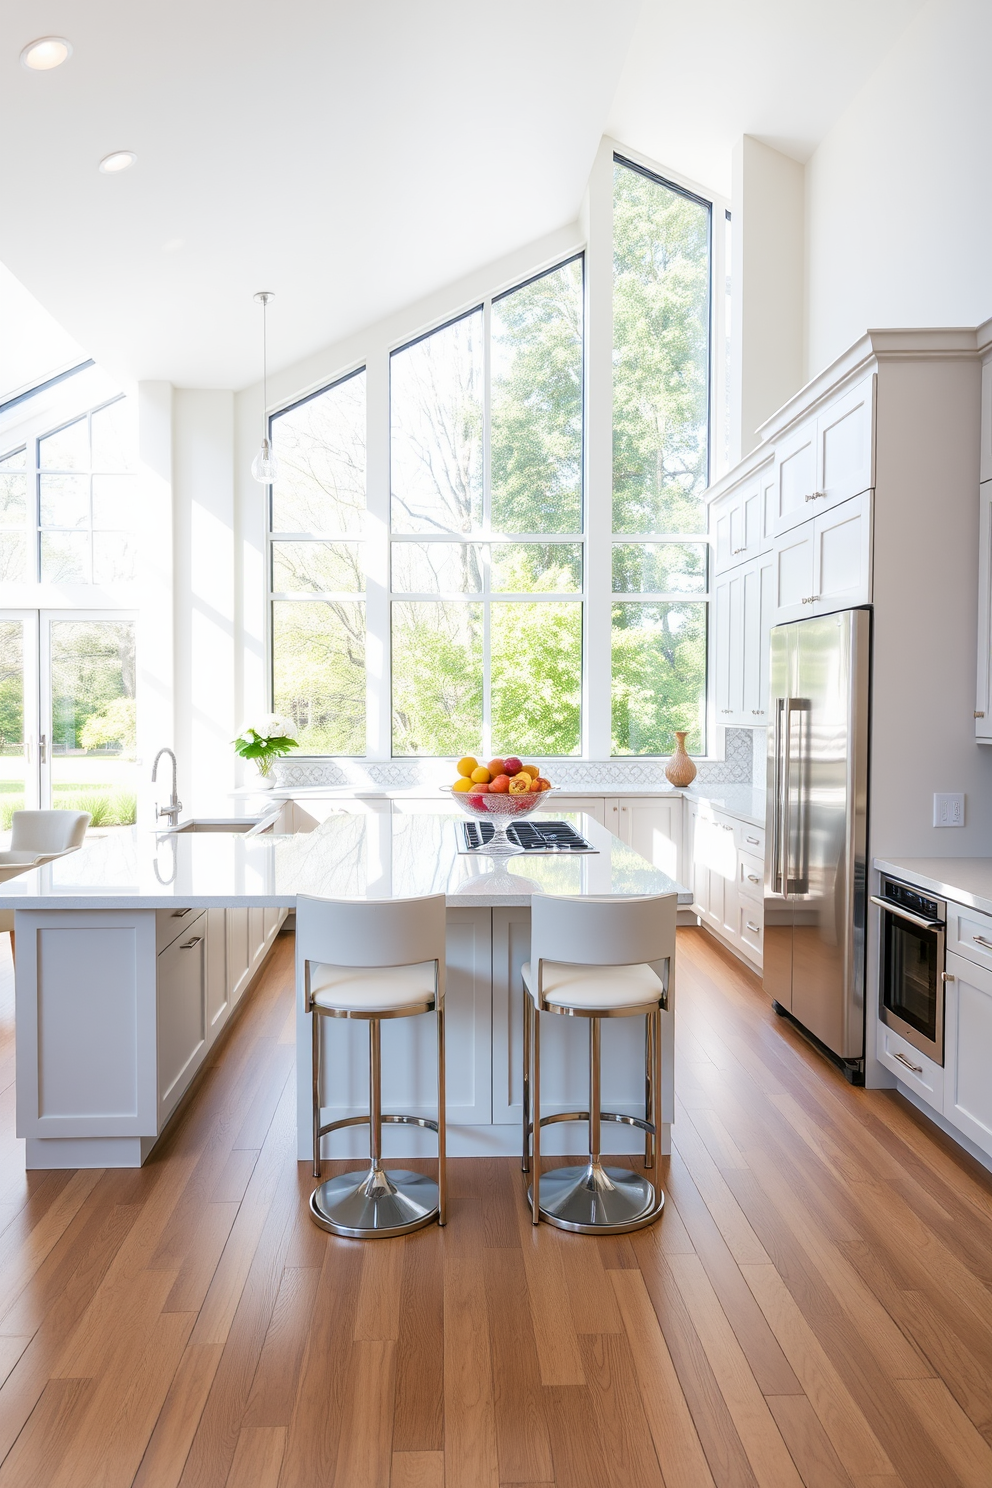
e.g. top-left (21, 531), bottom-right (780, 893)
top-left (934, 792), bottom-right (965, 827)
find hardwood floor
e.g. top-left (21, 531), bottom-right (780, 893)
top-left (0, 926), bottom-right (990, 1485)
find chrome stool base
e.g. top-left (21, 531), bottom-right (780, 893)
top-left (310, 1163), bottom-right (439, 1239)
top-left (528, 1160), bottom-right (664, 1235)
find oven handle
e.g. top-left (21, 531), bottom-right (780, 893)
top-left (869, 895), bottom-right (944, 932)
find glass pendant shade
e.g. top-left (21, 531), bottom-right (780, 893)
top-left (251, 436), bottom-right (279, 484)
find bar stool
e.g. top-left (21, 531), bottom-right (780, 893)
top-left (522, 892), bottom-right (675, 1234)
top-left (298, 892), bottom-right (446, 1238)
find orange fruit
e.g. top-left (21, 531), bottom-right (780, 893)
top-left (470, 765), bottom-right (491, 784)
top-left (508, 777), bottom-right (530, 794)
top-left (487, 758), bottom-right (506, 777)
top-left (452, 777), bottom-right (473, 792)
top-left (456, 756), bottom-right (478, 778)
top-left (522, 764), bottom-right (540, 780)
top-left (489, 774), bottom-right (510, 793)
top-left (535, 777), bottom-right (551, 792)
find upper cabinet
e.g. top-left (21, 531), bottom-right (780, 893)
top-left (769, 376), bottom-right (875, 538)
top-left (712, 468), bottom-right (770, 575)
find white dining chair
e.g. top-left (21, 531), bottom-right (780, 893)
top-left (522, 891), bottom-right (676, 1234)
top-left (298, 892), bottom-right (447, 1238)
top-left (1, 810), bottom-right (91, 962)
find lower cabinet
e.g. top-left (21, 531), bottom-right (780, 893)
top-left (157, 912), bottom-right (207, 1124)
top-left (685, 803), bottom-right (763, 969)
top-left (607, 797), bottom-right (683, 880)
top-left (943, 950), bottom-right (992, 1158)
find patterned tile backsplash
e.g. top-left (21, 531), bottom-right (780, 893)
top-left (272, 728), bottom-right (758, 791)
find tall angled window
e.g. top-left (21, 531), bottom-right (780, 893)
top-left (611, 156), bottom-right (710, 756)
top-left (389, 257), bottom-right (584, 758)
top-left (269, 370), bottom-right (367, 755)
top-left (32, 395), bottom-right (139, 584)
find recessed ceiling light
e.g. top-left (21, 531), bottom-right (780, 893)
top-left (99, 151), bottom-right (137, 175)
top-left (20, 36), bottom-right (72, 71)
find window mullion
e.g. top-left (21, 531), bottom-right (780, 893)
top-left (365, 351), bottom-right (390, 759)
top-left (585, 141), bottom-right (615, 760)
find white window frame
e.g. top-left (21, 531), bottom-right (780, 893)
top-left (263, 138), bottom-right (730, 762)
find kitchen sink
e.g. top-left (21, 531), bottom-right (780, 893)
top-left (162, 814), bottom-right (280, 835)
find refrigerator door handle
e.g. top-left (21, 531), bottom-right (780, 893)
top-left (770, 697), bottom-right (788, 895)
top-left (789, 699), bottom-right (811, 895)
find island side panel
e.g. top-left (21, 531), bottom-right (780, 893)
top-left (16, 910), bottom-right (159, 1167)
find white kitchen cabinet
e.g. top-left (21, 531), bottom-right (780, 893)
top-left (607, 797), bottom-right (683, 880)
top-left (769, 376), bottom-right (874, 538)
top-left (226, 907), bottom-right (251, 1005)
top-left (536, 795), bottom-right (606, 825)
top-left (876, 1019), bottom-right (944, 1112)
top-left (711, 469), bottom-right (770, 575)
top-left (772, 491), bottom-right (872, 623)
top-left (741, 553), bottom-right (775, 722)
top-left (713, 567), bottom-right (744, 723)
top-left (982, 361), bottom-right (992, 484)
top-left (204, 906), bottom-right (229, 1047)
top-left (685, 803), bottom-right (763, 969)
top-left (157, 913), bottom-right (207, 1124)
top-left (943, 950), bottom-right (992, 1159)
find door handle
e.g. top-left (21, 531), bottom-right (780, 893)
top-left (180, 936), bottom-right (202, 950)
top-left (746, 921), bottom-right (760, 933)
top-left (893, 1050), bottom-right (923, 1075)
top-left (39, 733), bottom-right (47, 764)
top-left (973, 935), bottom-right (992, 951)
top-left (171, 907), bottom-right (193, 919)
top-left (747, 873), bottom-right (760, 884)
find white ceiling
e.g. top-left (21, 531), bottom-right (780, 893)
top-left (0, 0), bottom-right (926, 392)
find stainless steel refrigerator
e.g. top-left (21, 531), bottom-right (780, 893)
top-left (764, 608), bottom-right (870, 1077)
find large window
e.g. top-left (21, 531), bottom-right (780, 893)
top-left (390, 258), bottom-right (584, 757)
top-left (270, 370), bottom-right (367, 754)
top-left (0, 394), bottom-right (137, 585)
top-left (265, 147), bottom-right (720, 760)
top-left (611, 155), bottom-right (711, 756)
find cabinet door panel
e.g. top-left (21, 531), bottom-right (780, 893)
top-left (817, 376), bottom-right (874, 508)
top-left (538, 795), bottom-right (606, 826)
top-left (772, 426), bottom-right (817, 536)
top-left (944, 951), bottom-right (992, 1155)
top-left (983, 362), bottom-right (992, 484)
top-left (813, 491), bottom-right (871, 613)
top-left (226, 907), bottom-right (250, 1004)
top-left (713, 569), bottom-right (745, 724)
top-left (774, 525), bottom-right (816, 622)
top-left (713, 492), bottom-right (737, 573)
top-left (205, 907), bottom-right (228, 1043)
top-left (620, 798), bottom-right (683, 880)
top-left (158, 923), bottom-right (206, 1118)
top-left (741, 555), bottom-right (774, 722)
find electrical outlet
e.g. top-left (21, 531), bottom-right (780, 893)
top-left (934, 792), bottom-right (965, 827)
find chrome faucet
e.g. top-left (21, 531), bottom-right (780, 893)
top-left (152, 748), bottom-right (182, 828)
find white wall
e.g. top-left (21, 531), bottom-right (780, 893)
top-left (806, 0), bottom-right (992, 376)
top-left (731, 137), bottom-right (805, 457)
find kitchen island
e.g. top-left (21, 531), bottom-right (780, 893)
top-left (0, 809), bottom-right (689, 1169)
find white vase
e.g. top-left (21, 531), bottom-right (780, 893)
top-left (249, 763), bottom-right (275, 791)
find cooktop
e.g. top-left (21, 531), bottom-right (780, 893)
top-left (459, 820), bottom-right (598, 854)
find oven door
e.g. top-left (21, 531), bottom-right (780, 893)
top-left (873, 894), bottom-right (946, 1065)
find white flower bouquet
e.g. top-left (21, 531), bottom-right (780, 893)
top-left (233, 713), bottom-right (299, 779)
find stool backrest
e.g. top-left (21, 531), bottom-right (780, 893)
top-left (10, 810), bottom-right (90, 853)
top-left (531, 893), bottom-right (676, 973)
top-left (296, 893), bottom-right (447, 975)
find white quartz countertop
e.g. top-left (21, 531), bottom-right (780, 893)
top-left (873, 857), bottom-right (992, 915)
top-left (0, 812), bottom-right (692, 911)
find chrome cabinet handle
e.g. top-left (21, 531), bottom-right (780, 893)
top-left (973, 935), bottom-right (992, 950)
top-left (801, 595), bottom-right (821, 605)
top-left (976, 711), bottom-right (986, 719)
top-left (171, 907), bottom-right (193, 918)
top-left (747, 873), bottom-right (760, 884)
top-left (804, 491), bottom-right (826, 502)
top-left (746, 835), bottom-right (760, 845)
top-left (893, 1050), bottom-right (923, 1075)
top-left (180, 936), bottom-right (202, 949)
top-left (751, 709), bottom-right (764, 715)
top-left (746, 921), bottom-right (760, 933)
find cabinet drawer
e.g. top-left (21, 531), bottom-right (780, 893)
top-left (738, 851), bottom-right (764, 903)
top-left (945, 901), bottom-right (992, 972)
top-left (738, 903), bottom-right (763, 958)
top-left (877, 1021), bottom-right (943, 1111)
top-left (736, 821), bottom-right (765, 856)
top-left (156, 906), bottom-right (200, 955)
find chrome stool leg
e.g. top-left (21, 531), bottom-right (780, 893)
top-left (522, 985), bottom-right (531, 1174)
top-left (527, 1008), bottom-right (665, 1235)
top-left (309, 1012), bottom-right (441, 1239)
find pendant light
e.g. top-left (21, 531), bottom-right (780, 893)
top-left (251, 291), bottom-right (278, 484)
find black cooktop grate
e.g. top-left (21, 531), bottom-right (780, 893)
top-left (461, 819), bottom-right (596, 853)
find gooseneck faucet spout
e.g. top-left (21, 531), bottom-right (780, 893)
top-left (152, 748), bottom-right (182, 828)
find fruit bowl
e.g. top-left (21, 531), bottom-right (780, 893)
top-left (444, 785), bottom-right (557, 856)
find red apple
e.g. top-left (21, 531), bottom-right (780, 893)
top-left (487, 757), bottom-right (506, 777)
top-left (503, 756), bottom-right (522, 775)
top-left (489, 773), bottom-right (510, 793)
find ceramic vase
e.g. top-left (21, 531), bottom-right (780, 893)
top-left (250, 760), bottom-right (275, 791)
top-left (664, 731), bottom-right (697, 787)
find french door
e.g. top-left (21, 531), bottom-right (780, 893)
top-left (0, 610), bottom-right (136, 824)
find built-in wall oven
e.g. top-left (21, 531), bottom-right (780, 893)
top-left (872, 874), bottom-right (946, 1065)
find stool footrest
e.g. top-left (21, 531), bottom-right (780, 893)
top-left (318, 1112), bottom-right (439, 1141)
top-left (528, 1109), bottom-right (655, 1136)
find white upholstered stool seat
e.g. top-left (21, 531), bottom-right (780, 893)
top-left (521, 959), bottom-right (664, 1011)
top-left (310, 960), bottom-right (437, 1013)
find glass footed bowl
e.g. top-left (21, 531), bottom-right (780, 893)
top-left (444, 784), bottom-right (557, 856)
